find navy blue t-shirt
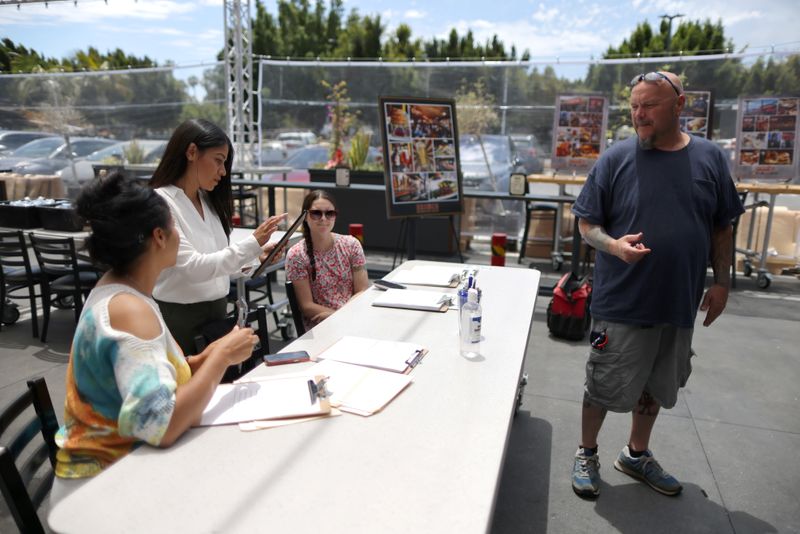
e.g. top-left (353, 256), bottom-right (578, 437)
top-left (572, 136), bottom-right (744, 327)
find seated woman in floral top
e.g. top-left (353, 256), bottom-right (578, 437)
top-left (49, 173), bottom-right (258, 507)
top-left (285, 190), bottom-right (369, 330)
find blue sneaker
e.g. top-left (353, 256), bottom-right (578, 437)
top-left (613, 446), bottom-right (682, 496)
top-left (572, 448), bottom-right (600, 498)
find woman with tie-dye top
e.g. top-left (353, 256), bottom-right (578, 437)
top-left (49, 173), bottom-right (259, 508)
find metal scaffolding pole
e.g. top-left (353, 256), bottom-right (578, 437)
top-left (223, 0), bottom-right (256, 171)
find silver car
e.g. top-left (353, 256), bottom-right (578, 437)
top-left (0, 136), bottom-right (117, 174)
top-left (57, 139), bottom-right (167, 183)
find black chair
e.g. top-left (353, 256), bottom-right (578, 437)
top-left (518, 170), bottom-right (562, 265)
top-left (0, 377), bottom-right (60, 534)
top-left (194, 305), bottom-right (271, 383)
top-left (285, 280), bottom-right (306, 337)
top-left (0, 230), bottom-right (42, 337)
top-left (28, 233), bottom-right (101, 343)
top-left (232, 184), bottom-right (260, 227)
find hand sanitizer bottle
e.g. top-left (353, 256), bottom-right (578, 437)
top-left (460, 288), bottom-right (482, 358)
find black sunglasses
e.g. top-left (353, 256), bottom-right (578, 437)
top-left (630, 72), bottom-right (681, 96)
top-left (308, 209), bottom-right (338, 220)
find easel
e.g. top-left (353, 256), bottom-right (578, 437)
top-left (392, 215), bottom-right (464, 270)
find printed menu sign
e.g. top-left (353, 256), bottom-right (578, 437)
top-left (551, 94), bottom-right (608, 172)
top-left (379, 97), bottom-right (463, 218)
top-left (735, 96), bottom-right (799, 181)
top-left (681, 91), bottom-right (712, 138)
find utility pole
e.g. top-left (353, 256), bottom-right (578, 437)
top-left (660, 13), bottom-right (684, 51)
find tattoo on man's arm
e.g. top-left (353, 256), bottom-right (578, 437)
top-left (582, 224), bottom-right (615, 255)
top-left (352, 264), bottom-right (365, 272)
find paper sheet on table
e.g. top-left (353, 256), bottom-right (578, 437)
top-left (238, 408), bottom-right (342, 431)
top-left (308, 360), bottom-right (412, 416)
top-left (388, 265), bottom-right (463, 287)
top-left (315, 335), bottom-right (425, 373)
top-left (372, 288), bottom-right (450, 312)
top-left (198, 374), bottom-right (330, 426)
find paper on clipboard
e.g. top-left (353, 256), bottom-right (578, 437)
top-left (251, 210), bottom-right (307, 279)
top-left (314, 335), bottom-right (426, 374)
top-left (372, 288), bottom-right (450, 312)
top-left (308, 360), bottom-right (412, 416)
top-left (198, 374), bottom-right (330, 426)
top-left (388, 265), bottom-right (462, 287)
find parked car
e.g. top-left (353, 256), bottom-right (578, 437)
top-left (0, 130), bottom-right (58, 157)
top-left (510, 133), bottom-right (545, 174)
top-left (0, 136), bottom-right (117, 174)
top-left (255, 139), bottom-right (289, 165)
top-left (459, 134), bottom-right (528, 238)
top-left (277, 131), bottom-right (317, 148)
top-left (276, 131), bottom-right (319, 159)
top-left (0, 137), bottom-right (65, 172)
top-left (56, 139), bottom-right (167, 183)
top-left (262, 143), bottom-right (382, 182)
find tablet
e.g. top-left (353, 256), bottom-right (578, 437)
top-left (251, 210), bottom-right (307, 279)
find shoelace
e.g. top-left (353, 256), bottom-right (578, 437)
top-left (576, 456), bottom-right (600, 476)
top-left (639, 456), bottom-right (667, 479)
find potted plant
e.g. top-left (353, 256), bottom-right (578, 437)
top-left (310, 80), bottom-right (384, 184)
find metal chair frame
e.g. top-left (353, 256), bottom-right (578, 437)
top-left (0, 377), bottom-right (59, 534)
top-left (28, 233), bottom-right (100, 342)
top-left (0, 230), bottom-right (42, 337)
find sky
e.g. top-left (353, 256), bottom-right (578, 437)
top-left (1, 0), bottom-right (798, 76)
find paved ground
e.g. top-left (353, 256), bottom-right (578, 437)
top-left (1, 243), bottom-right (798, 533)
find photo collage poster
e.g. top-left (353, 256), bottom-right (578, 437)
top-left (379, 97), bottom-right (463, 218)
top-left (551, 94), bottom-right (608, 172)
top-left (735, 96), bottom-right (799, 181)
top-left (681, 91), bottom-right (712, 138)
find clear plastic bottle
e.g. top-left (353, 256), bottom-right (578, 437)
top-left (460, 288), bottom-right (482, 358)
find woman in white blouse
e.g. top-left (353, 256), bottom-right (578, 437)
top-left (150, 119), bottom-right (285, 355)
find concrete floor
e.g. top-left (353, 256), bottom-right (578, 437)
top-left (1, 245), bottom-right (799, 533)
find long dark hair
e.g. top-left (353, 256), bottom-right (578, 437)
top-left (150, 119), bottom-right (234, 236)
top-left (77, 172), bottom-right (172, 274)
top-left (301, 189), bottom-right (337, 281)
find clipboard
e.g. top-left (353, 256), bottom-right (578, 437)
top-left (372, 288), bottom-right (450, 312)
top-left (198, 374), bottom-right (331, 426)
top-left (251, 210), bottom-right (307, 279)
top-left (313, 335), bottom-right (428, 374)
top-left (389, 266), bottom-right (462, 288)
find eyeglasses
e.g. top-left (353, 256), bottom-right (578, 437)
top-left (308, 209), bottom-right (338, 220)
top-left (630, 72), bottom-right (682, 96)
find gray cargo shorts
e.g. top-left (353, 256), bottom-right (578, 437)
top-left (583, 319), bottom-right (695, 412)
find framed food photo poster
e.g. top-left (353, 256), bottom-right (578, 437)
top-left (551, 94), bottom-right (608, 173)
top-left (681, 90), bottom-right (713, 138)
top-left (735, 96), bottom-right (799, 182)
top-left (379, 97), bottom-right (463, 218)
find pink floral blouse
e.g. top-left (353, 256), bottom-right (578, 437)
top-left (285, 233), bottom-right (366, 329)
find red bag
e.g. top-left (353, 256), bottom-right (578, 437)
top-left (546, 272), bottom-right (592, 341)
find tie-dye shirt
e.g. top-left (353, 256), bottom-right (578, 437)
top-left (55, 283), bottom-right (191, 479)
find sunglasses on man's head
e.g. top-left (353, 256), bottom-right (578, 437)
top-left (308, 209), bottom-right (338, 220)
top-left (630, 72), bottom-right (682, 96)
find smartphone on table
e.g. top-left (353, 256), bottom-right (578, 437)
top-left (263, 350), bottom-right (311, 366)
